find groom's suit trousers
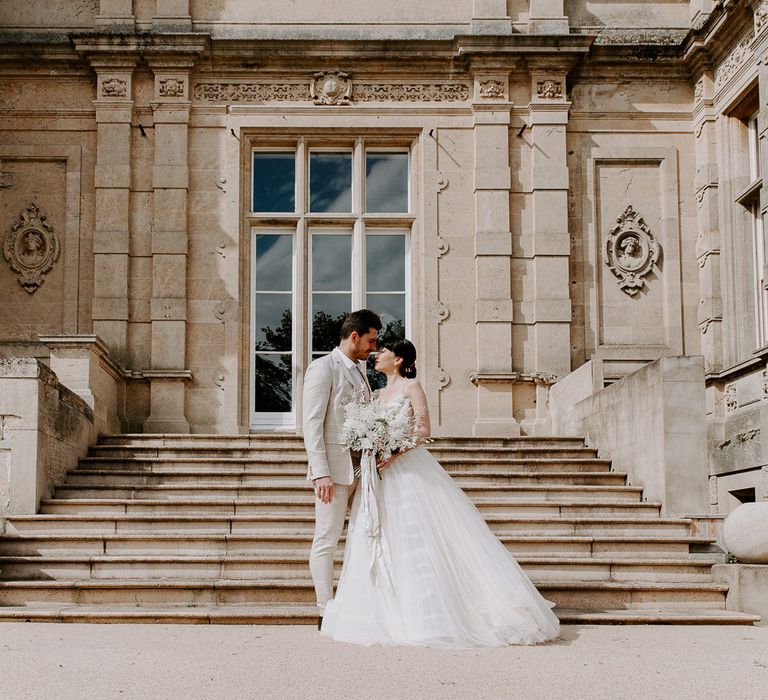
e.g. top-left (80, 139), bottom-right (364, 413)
top-left (310, 480), bottom-right (357, 614)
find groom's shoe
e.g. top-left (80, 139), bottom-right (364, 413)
top-left (317, 616), bottom-right (323, 632)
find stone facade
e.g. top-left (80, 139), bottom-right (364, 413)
top-left (0, 1), bottom-right (766, 510)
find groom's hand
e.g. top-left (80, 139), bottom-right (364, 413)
top-left (313, 476), bottom-right (334, 504)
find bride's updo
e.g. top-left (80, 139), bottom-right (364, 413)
top-left (382, 338), bottom-right (417, 379)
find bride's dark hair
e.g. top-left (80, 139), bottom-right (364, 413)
top-left (381, 337), bottom-right (417, 379)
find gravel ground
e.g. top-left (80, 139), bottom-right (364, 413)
top-left (0, 623), bottom-right (767, 700)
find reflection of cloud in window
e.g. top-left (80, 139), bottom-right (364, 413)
top-left (310, 154), bottom-right (352, 212)
top-left (366, 156), bottom-right (408, 212)
top-left (255, 235), bottom-right (292, 290)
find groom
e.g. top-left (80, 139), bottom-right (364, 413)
top-left (303, 309), bottom-right (382, 630)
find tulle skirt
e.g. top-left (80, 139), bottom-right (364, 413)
top-left (321, 446), bottom-right (561, 647)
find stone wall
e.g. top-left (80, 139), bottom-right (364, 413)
top-left (550, 356), bottom-right (709, 517)
top-left (0, 358), bottom-right (94, 532)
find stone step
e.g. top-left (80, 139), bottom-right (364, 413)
top-left (0, 578), bottom-right (731, 609)
top-left (0, 533), bottom-right (715, 559)
top-left (86, 446), bottom-right (599, 460)
top-left (53, 483), bottom-right (642, 502)
top-left (76, 457), bottom-right (615, 474)
top-left (0, 554), bottom-right (720, 583)
top-left (0, 603), bottom-right (756, 625)
top-left (64, 469), bottom-right (627, 487)
top-left (38, 498), bottom-right (662, 518)
top-left (5, 514), bottom-right (695, 537)
top-left (95, 435), bottom-right (588, 450)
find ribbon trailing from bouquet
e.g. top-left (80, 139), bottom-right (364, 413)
top-left (359, 449), bottom-right (394, 591)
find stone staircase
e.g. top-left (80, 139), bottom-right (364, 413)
top-left (0, 435), bottom-right (759, 625)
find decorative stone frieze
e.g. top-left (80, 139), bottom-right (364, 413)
top-left (193, 80), bottom-right (470, 104)
top-left (311, 71), bottom-right (351, 105)
top-left (536, 79), bottom-right (562, 99)
top-left (159, 77), bottom-right (185, 97)
top-left (714, 32), bottom-right (754, 90)
top-left (603, 205), bottom-right (662, 297)
top-left (762, 369), bottom-right (768, 400)
top-left (101, 77), bottom-right (127, 97)
top-left (194, 83), bottom-right (310, 102)
top-left (2, 203), bottom-right (60, 294)
top-left (353, 82), bottom-right (470, 102)
top-left (725, 383), bottom-right (737, 412)
top-left (479, 79), bottom-right (505, 99)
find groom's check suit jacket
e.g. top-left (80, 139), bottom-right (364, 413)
top-left (303, 347), bottom-right (370, 486)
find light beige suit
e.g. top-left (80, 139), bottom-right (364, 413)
top-left (303, 347), bottom-right (371, 613)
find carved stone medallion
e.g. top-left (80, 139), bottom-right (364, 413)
top-left (3, 203), bottom-right (60, 293)
top-left (311, 71), bottom-right (352, 105)
top-left (603, 205), bottom-right (661, 296)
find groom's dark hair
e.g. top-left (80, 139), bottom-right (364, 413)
top-left (340, 309), bottom-right (382, 340)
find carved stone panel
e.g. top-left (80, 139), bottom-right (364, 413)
top-left (2, 203), bottom-right (60, 293)
top-left (479, 79), bottom-right (505, 99)
top-left (603, 205), bottom-right (662, 296)
top-left (311, 71), bottom-right (352, 105)
top-left (536, 79), bottom-right (562, 100)
top-left (159, 77), bottom-right (185, 98)
top-left (101, 77), bottom-right (127, 98)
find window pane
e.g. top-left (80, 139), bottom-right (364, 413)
top-left (252, 152), bottom-right (295, 212)
top-left (255, 234), bottom-right (292, 292)
top-left (367, 293), bottom-right (405, 341)
top-left (254, 354), bottom-right (292, 412)
top-left (254, 294), bottom-right (292, 351)
top-left (312, 294), bottom-right (351, 352)
top-left (312, 234), bottom-right (351, 291)
top-left (366, 152), bottom-right (409, 213)
top-left (366, 235), bottom-right (406, 291)
top-left (310, 152), bottom-right (352, 212)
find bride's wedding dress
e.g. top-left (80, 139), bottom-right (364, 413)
top-left (321, 395), bottom-right (560, 647)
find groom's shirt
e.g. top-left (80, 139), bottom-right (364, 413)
top-left (337, 348), bottom-right (370, 398)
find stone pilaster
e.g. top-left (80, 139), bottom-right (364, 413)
top-left (95, 0), bottom-right (135, 31)
top-left (527, 0), bottom-right (569, 34)
top-left (91, 57), bottom-right (136, 366)
top-left (143, 59), bottom-right (195, 433)
top-left (693, 70), bottom-right (723, 374)
top-left (469, 68), bottom-right (520, 436)
top-left (153, 0), bottom-right (192, 31)
top-left (471, 0), bottom-right (512, 35)
top-left (526, 62), bottom-right (572, 380)
top-left (755, 22), bottom-right (768, 349)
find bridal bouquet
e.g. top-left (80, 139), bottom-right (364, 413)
top-left (339, 391), bottom-right (420, 462)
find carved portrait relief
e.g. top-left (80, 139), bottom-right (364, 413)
top-left (2, 203), bottom-right (60, 293)
top-left (603, 205), bottom-right (662, 296)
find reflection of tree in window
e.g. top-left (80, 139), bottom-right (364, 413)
top-left (312, 310), bottom-right (347, 353)
top-left (254, 310), bottom-right (292, 412)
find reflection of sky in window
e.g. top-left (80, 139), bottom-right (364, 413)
top-left (253, 153), bottom-right (295, 212)
top-left (366, 235), bottom-right (405, 291)
top-left (312, 235), bottom-right (351, 290)
top-left (310, 153), bottom-right (352, 212)
top-left (255, 235), bottom-right (292, 291)
top-left (366, 154), bottom-right (408, 213)
top-left (366, 294), bottom-right (405, 328)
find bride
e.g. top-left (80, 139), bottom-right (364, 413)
top-left (321, 338), bottom-right (560, 647)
